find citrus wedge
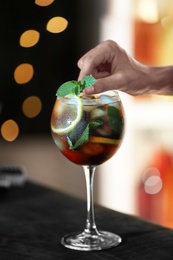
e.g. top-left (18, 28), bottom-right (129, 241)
top-left (51, 94), bottom-right (82, 135)
top-left (89, 136), bottom-right (120, 145)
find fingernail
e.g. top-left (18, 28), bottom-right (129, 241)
top-left (84, 86), bottom-right (94, 94)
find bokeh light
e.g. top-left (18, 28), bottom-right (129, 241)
top-left (0, 1), bottom-right (70, 141)
top-left (14, 63), bottom-right (34, 84)
top-left (136, 0), bottom-right (159, 23)
top-left (20, 30), bottom-right (40, 48)
top-left (142, 167), bottom-right (163, 194)
top-left (35, 0), bottom-right (54, 6)
top-left (144, 175), bottom-right (163, 194)
top-left (1, 120), bottom-right (19, 142)
top-left (46, 16), bottom-right (68, 33)
top-left (22, 96), bottom-right (42, 118)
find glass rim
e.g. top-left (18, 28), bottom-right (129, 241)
top-left (56, 90), bottom-right (120, 102)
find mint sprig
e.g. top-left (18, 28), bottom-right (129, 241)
top-left (67, 119), bottom-right (103, 150)
top-left (108, 106), bottom-right (124, 138)
top-left (56, 75), bottom-right (96, 97)
top-left (67, 124), bottom-right (89, 150)
top-left (80, 75), bottom-right (96, 89)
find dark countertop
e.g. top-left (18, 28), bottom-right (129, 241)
top-left (0, 181), bottom-right (173, 260)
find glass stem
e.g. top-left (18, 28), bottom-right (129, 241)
top-left (82, 165), bottom-right (99, 235)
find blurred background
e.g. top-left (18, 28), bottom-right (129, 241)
top-left (1, 0), bottom-right (173, 229)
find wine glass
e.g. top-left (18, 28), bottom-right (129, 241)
top-left (51, 90), bottom-right (125, 251)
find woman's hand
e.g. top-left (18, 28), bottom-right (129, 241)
top-left (78, 40), bottom-right (173, 96)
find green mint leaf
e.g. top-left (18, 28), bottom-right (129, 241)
top-left (67, 124), bottom-right (89, 150)
top-left (67, 119), bottom-right (103, 150)
top-left (81, 75), bottom-right (96, 90)
top-left (108, 106), bottom-right (124, 138)
top-left (90, 119), bottom-right (103, 128)
top-left (56, 80), bottom-right (80, 97)
top-left (56, 76), bottom-right (96, 97)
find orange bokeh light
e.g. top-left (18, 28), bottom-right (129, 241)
top-left (22, 96), bottom-right (42, 118)
top-left (46, 16), bottom-right (68, 33)
top-left (1, 120), bottom-right (19, 142)
top-left (14, 63), bottom-right (34, 84)
top-left (35, 0), bottom-right (54, 6)
top-left (20, 30), bottom-right (40, 48)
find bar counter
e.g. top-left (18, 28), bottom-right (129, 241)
top-left (0, 181), bottom-right (173, 259)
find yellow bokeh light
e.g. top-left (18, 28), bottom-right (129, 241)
top-left (1, 120), bottom-right (19, 142)
top-left (35, 0), bottom-right (54, 6)
top-left (136, 0), bottom-right (159, 23)
top-left (20, 30), bottom-right (40, 48)
top-left (22, 96), bottom-right (42, 118)
top-left (14, 63), bottom-right (34, 84)
top-left (46, 16), bottom-right (68, 33)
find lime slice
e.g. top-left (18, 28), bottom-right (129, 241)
top-left (51, 95), bottom-right (82, 134)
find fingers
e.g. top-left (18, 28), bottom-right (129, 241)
top-left (77, 40), bottom-right (126, 95)
top-left (77, 40), bottom-right (150, 96)
top-left (77, 49), bottom-right (97, 81)
top-left (84, 76), bottom-right (118, 95)
top-left (77, 62), bottom-right (94, 81)
top-left (77, 40), bottom-right (115, 81)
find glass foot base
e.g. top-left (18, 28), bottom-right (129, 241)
top-left (61, 231), bottom-right (122, 251)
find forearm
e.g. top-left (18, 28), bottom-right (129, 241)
top-left (148, 65), bottom-right (173, 95)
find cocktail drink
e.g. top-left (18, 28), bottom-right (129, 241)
top-left (51, 93), bottom-right (124, 166)
top-left (51, 79), bottom-right (125, 251)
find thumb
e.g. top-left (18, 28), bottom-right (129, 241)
top-left (84, 76), bottom-right (119, 95)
